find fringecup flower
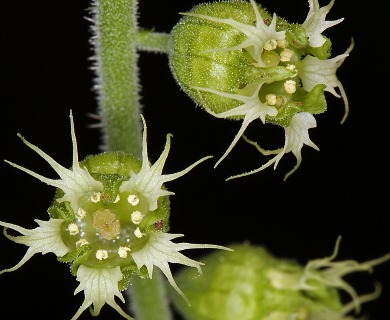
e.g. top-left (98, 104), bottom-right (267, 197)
top-left (169, 0), bottom-right (351, 180)
top-left (170, 238), bottom-right (390, 320)
top-left (0, 111), bottom-right (231, 319)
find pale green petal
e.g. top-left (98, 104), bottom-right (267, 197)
top-left (131, 231), bottom-right (232, 304)
top-left (0, 218), bottom-right (69, 274)
top-left (5, 111), bottom-right (103, 212)
top-left (183, 0), bottom-right (285, 67)
top-left (72, 265), bottom-right (134, 320)
top-left (302, 0), bottom-right (344, 47)
top-left (120, 115), bottom-right (211, 211)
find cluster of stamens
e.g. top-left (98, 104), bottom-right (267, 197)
top-left (62, 189), bottom-right (152, 263)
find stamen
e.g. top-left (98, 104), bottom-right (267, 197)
top-left (118, 246), bottom-right (131, 258)
top-left (90, 192), bottom-right (101, 203)
top-left (266, 94), bottom-right (277, 106)
top-left (113, 194), bottom-right (120, 203)
top-left (127, 194), bottom-right (140, 206)
top-left (277, 39), bottom-right (288, 48)
top-left (264, 39), bottom-right (278, 51)
top-left (68, 223), bottom-right (79, 236)
top-left (96, 249), bottom-right (109, 260)
top-left (76, 208), bottom-right (86, 219)
top-left (286, 64), bottom-right (296, 70)
top-left (76, 239), bottom-right (89, 247)
top-left (131, 211), bottom-right (144, 225)
top-left (134, 227), bottom-right (144, 238)
top-left (280, 48), bottom-right (294, 62)
top-left (284, 80), bottom-right (297, 93)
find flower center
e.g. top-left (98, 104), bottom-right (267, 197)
top-left (93, 209), bottom-right (120, 240)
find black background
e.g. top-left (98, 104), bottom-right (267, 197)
top-left (1, 1), bottom-right (389, 319)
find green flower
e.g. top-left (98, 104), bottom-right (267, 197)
top-left (169, 0), bottom-right (351, 179)
top-left (171, 238), bottom-right (390, 320)
top-left (0, 111), bottom-right (231, 319)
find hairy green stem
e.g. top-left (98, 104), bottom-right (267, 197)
top-left (90, 0), bottom-right (172, 319)
top-left (128, 269), bottom-right (173, 319)
top-left (91, 0), bottom-right (142, 156)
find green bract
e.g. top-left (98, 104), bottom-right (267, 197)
top-left (171, 240), bottom-right (390, 320)
top-left (169, 0), bottom-right (352, 179)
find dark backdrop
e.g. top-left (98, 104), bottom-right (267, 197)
top-left (1, 1), bottom-right (389, 319)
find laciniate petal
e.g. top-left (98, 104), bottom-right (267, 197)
top-left (0, 218), bottom-right (69, 274)
top-left (227, 113), bottom-right (318, 181)
top-left (5, 111), bottom-right (103, 212)
top-left (297, 42), bottom-right (353, 123)
top-left (131, 231), bottom-right (232, 304)
top-left (182, 0), bottom-right (285, 67)
top-left (192, 81), bottom-right (277, 167)
top-left (72, 265), bottom-right (133, 320)
top-left (302, 0), bottom-right (344, 47)
top-left (120, 115), bottom-right (212, 211)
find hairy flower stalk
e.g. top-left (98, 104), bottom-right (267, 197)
top-left (169, 0), bottom-right (352, 180)
top-left (0, 112), bottom-right (231, 319)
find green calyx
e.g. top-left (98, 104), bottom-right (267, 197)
top-left (170, 243), bottom-right (342, 320)
top-left (49, 151), bottom-right (170, 282)
top-left (169, 0), bottom-right (330, 128)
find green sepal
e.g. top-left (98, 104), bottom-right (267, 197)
top-left (266, 84), bottom-right (327, 127)
top-left (170, 243), bottom-right (342, 320)
top-left (169, 0), bottom-right (272, 114)
top-left (91, 172), bottom-right (129, 205)
top-left (81, 151), bottom-right (141, 177)
top-left (280, 22), bottom-right (309, 50)
top-left (306, 37), bottom-right (332, 60)
top-left (266, 100), bottom-right (301, 127)
top-left (58, 244), bottom-right (93, 276)
top-left (140, 198), bottom-right (170, 234)
top-left (48, 198), bottom-right (75, 222)
top-left (118, 265), bottom-right (147, 291)
top-left (299, 83), bottom-right (327, 114)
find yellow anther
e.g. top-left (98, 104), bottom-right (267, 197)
top-left (277, 39), bottom-right (288, 48)
top-left (76, 208), bottom-right (86, 219)
top-left (280, 48), bottom-right (294, 62)
top-left (127, 194), bottom-right (140, 206)
top-left (264, 39), bottom-right (278, 51)
top-left (131, 211), bottom-right (144, 225)
top-left (76, 238), bottom-right (89, 247)
top-left (118, 246), bottom-right (131, 258)
top-left (134, 227), bottom-right (144, 238)
top-left (68, 223), bottom-right (79, 236)
top-left (265, 94), bottom-right (277, 106)
top-left (286, 64), bottom-right (296, 71)
top-left (284, 80), bottom-right (297, 94)
top-left (90, 192), bottom-right (101, 203)
top-left (96, 249), bottom-right (109, 260)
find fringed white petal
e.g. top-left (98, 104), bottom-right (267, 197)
top-left (297, 41), bottom-right (354, 123)
top-left (302, 0), bottom-right (344, 47)
top-left (131, 231), bottom-right (232, 304)
top-left (5, 111), bottom-right (103, 212)
top-left (72, 265), bottom-right (134, 320)
top-left (120, 115), bottom-right (212, 211)
top-left (228, 112), bottom-right (318, 181)
top-left (192, 81), bottom-right (277, 167)
top-left (182, 0), bottom-right (285, 67)
top-left (298, 236), bottom-right (390, 313)
top-left (0, 218), bottom-right (69, 275)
